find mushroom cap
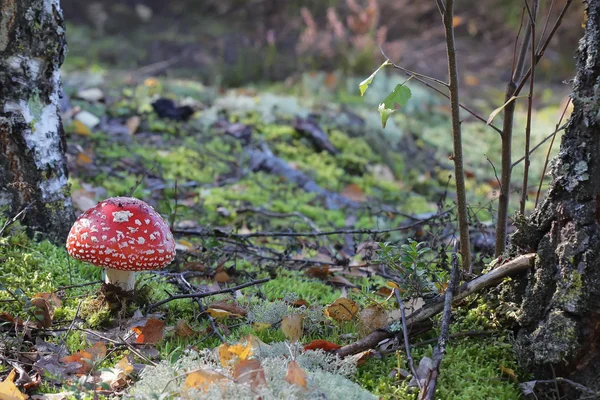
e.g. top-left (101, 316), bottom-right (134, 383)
top-left (66, 197), bottom-right (176, 271)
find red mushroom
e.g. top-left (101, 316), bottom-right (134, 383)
top-left (66, 197), bottom-right (176, 291)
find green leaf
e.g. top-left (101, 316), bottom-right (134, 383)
top-left (378, 84), bottom-right (412, 128)
top-left (359, 60), bottom-right (390, 96)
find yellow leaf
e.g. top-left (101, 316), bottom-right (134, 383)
top-left (452, 15), bottom-right (463, 27)
top-left (73, 120), bottom-right (91, 136)
top-left (217, 340), bottom-right (253, 367)
top-left (285, 360), bottom-right (307, 389)
top-left (76, 152), bottom-right (93, 166)
top-left (500, 365), bottom-right (518, 381)
top-left (0, 370), bottom-right (27, 400)
top-left (325, 298), bottom-right (359, 322)
top-left (206, 308), bottom-right (238, 320)
top-left (252, 322), bottom-right (271, 332)
top-left (185, 369), bottom-right (225, 390)
top-left (386, 281), bottom-right (399, 289)
top-left (144, 77), bottom-right (159, 87)
top-left (281, 314), bottom-right (303, 342)
top-left (116, 356), bottom-right (134, 376)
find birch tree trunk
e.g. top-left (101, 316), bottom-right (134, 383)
top-left (0, 0), bottom-right (74, 242)
top-left (508, 0), bottom-right (600, 393)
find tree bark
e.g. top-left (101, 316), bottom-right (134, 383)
top-left (508, 0), bottom-right (600, 393)
top-left (0, 0), bottom-right (74, 242)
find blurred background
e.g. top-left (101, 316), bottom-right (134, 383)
top-left (60, 0), bottom-right (581, 89)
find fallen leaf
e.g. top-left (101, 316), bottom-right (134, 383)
top-left (285, 360), bottom-right (307, 389)
top-left (214, 271), bottom-right (230, 283)
top-left (281, 314), bottom-right (303, 342)
top-left (133, 318), bottom-right (164, 344)
top-left (72, 120), bottom-right (91, 136)
top-left (75, 152), bottom-right (93, 166)
top-left (218, 341), bottom-right (253, 367)
top-left (206, 308), bottom-right (241, 320)
top-left (303, 339), bottom-right (342, 352)
top-left (185, 369), bottom-right (225, 391)
top-left (126, 116), bottom-right (141, 134)
top-left (31, 297), bottom-right (53, 328)
top-left (328, 275), bottom-right (357, 288)
top-left (341, 183), bottom-right (366, 202)
top-left (452, 15), bottom-right (463, 27)
top-left (290, 299), bottom-right (310, 308)
top-left (0, 370), bottom-right (27, 400)
top-left (252, 322), bottom-right (271, 332)
top-left (359, 304), bottom-right (388, 336)
top-left (115, 356), bottom-right (134, 377)
top-left (175, 320), bottom-right (197, 338)
top-left (348, 349), bottom-right (375, 366)
top-left (305, 266), bottom-right (330, 280)
top-left (207, 300), bottom-right (247, 316)
top-left (233, 359), bottom-right (267, 390)
top-left (464, 74), bottom-right (480, 86)
top-left (500, 365), bottom-right (518, 381)
top-left (325, 298), bottom-right (359, 322)
top-left (59, 342), bottom-right (107, 374)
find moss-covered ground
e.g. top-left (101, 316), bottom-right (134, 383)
top-left (1, 65), bottom-right (566, 398)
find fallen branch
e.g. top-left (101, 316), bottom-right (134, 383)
top-left (335, 253), bottom-right (536, 357)
top-left (146, 278), bottom-right (270, 312)
top-left (173, 209), bottom-right (450, 239)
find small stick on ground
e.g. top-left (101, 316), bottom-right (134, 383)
top-left (421, 242), bottom-right (460, 400)
top-left (394, 288), bottom-right (421, 389)
top-left (146, 278), bottom-right (270, 312)
top-left (177, 274), bottom-right (226, 343)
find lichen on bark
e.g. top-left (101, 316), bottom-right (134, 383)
top-left (507, 0), bottom-right (600, 393)
top-left (0, 0), bottom-right (74, 242)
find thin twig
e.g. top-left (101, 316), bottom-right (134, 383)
top-left (421, 240), bottom-right (460, 399)
top-left (58, 300), bottom-right (84, 352)
top-left (173, 210), bottom-right (450, 239)
top-left (528, 378), bottom-right (598, 398)
top-left (56, 281), bottom-right (103, 291)
top-left (378, 45), bottom-right (502, 135)
top-left (177, 274), bottom-right (226, 343)
top-left (0, 202), bottom-right (35, 237)
top-left (394, 289), bottom-right (421, 390)
top-left (535, 98), bottom-right (571, 207)
top-left (146, 278), bottom-right (270, 312)
top-left (511, 124), bottom-right (567, 169)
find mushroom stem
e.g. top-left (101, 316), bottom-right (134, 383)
top-left (105, 269), bottom-right (136, 291)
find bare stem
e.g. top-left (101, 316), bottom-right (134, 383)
top-left (442, 0), bottom-right (471, 271)
top-left (520, 0), bottom-right (538, 215)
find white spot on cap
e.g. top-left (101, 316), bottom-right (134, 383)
top-left (113, 210), bottom-right (134, 223)
top-left (137, 237), bottom-right (146, 244)
top-left (135, 219), bottom-right (142, 226)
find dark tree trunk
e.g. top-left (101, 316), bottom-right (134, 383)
top-left (0, 0), bottom-right (75, 242)
top-left (509, 0), bottom-right (600, 393)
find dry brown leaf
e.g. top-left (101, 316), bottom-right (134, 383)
top-left (305, 265), bottom-right (330, 280)
top-left (328, 275), bottom-right (357, 288)
top-left (207, 300), bottom-right (247, 316)
top-left (60, 342), bottom-right (107, 374)
top-left (175, 320), bottom-right (197, 338)
top-left (126, 116), bottom-right (141, 134)
top-left (285, 360), bottom-right (307, 389)
top-left (281, 314), bottom-right (303, 342)
top-left (0, 370), bottom-right (27, 400)
top-left (133, 318), bottom-right (165, 344)
top-left (325, 298), bottom-right (359, 322)
top-left (359, 304), bottom-right (388, 336)
top-left (214, 271), bottom-right (230, 283)
top-left (115, 356), bottom-right (134, 376)
top-left (341, 183), bottom-right (366, 202)
top-left (452, 15), bottom-right (463, 27)
top-left (303, 339), bottom-right (342, 352)
top-left (185, 369), bottom-right (226, 391)
top-left (31, 297), bottom-right (53, 328)
top-left (348, 349), bottom-right (375, 366)
top-left (233, 359), bottom-right (267, 390)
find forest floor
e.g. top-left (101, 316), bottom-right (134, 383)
top-left (0, 38), bottom-right (573, 399)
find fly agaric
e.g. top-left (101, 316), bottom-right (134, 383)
top-left (66, 197), bottom-right (176, 291)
